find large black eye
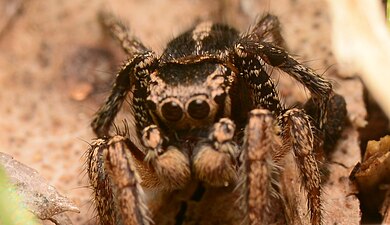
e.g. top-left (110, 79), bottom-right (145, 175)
top-left (188, 99), bottom-right (210, 120)
top-left (161, 101), bottom-right (183, 122)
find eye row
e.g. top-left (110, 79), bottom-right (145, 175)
top-left (159, 98), bottom-right (211, 122)
top-left (161, 98), bottom-right (211, 122)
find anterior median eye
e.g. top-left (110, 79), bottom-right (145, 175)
top-left (188, 99), bottom-right (210, 120)
top-left (161, 101), bottom-right (183, 122)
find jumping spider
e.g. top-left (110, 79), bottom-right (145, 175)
top-left (87, 11), bottom-right (346, 225)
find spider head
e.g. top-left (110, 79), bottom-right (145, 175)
top-left (146, 61), bottom-right (234, 131)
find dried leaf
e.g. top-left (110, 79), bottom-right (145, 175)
top-left (355, 136), bottom-right (390, 192)
top-left (354, 135), bottom-right (390, 222)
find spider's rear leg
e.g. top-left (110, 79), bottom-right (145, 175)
top-left (87, 136), bottom-right (150, 225)
top-left (91, 62), bottom-right (132, 137)
top-left (305, 93), bottom-right (348, 154)
top-left (239, 109), bottom-right (283, 225)
top-left (193, 118), bottom-right (239, 187)
top-left (91, 52), bottom-right (156, 137)
top-left (249, 13), bottom-right (286, 47)
top-left (92, 11), bottom-right (156, 137)
top-left (260, 42), bottom-right (332, 128)
top-left (99, 11), bottom-right (149, 56)
top-left (280, 108), bottom-right (322, 225)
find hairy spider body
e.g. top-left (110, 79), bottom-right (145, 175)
top-left (87, 12), bottom-right (344, 225)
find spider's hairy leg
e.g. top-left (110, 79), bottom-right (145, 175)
top-left (261, 42), bottom-right (332, 128)
top-left (91, 52), bottom-right (156, 137)
top-left (234, 39), bottom-right (332, 129)
top-left (92, 10), bottom-right (157, 137)
top-left (247, 14), bottom-right (331, 113)
top-left (281, 108), bottom-right (322, 225)
top-left (249, 13), bottom-right (286, 47)
top-left (91, 61), bottom-right (132, 137)
top-left (239, 109), bottom-right (282, 225)
top-left (230, 41), bottom-right (284, 116)
top-left (305, 93), bottom-right (347, 153)
top-left (193, 118), bottom-right (239, 187)
top-left (87, 136), bottom-right (150, 225)
top-left (99, 11), bottom-right (149, 55)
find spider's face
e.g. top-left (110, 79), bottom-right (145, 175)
top-left (146, 61), bottom-right (233, 131)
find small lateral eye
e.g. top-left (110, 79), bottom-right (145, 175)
top-left (161, 101), bottom-right (183, 122)
top-left (188, 99), bottom-right (210, 120)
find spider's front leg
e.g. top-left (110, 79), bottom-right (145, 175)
top-left (229, 25), bottom-right (328, 224)
top-left (88, 133), bottom-right (191, 225)
top-left (280, 109), bottom-right (322, 225)
top-left (87, 136), bottom-right (149, 225)
top-left (88, 133), bottom-right (192, 225)
top-left (240, 108), bottom-right (322, 225)
top-left (240, 109), bottom-right (282, 225)
top-left (193, 118), bottom-right (239, 187)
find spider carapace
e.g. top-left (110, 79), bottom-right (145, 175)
top-left (87, 11), bottom-right (346, 225)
